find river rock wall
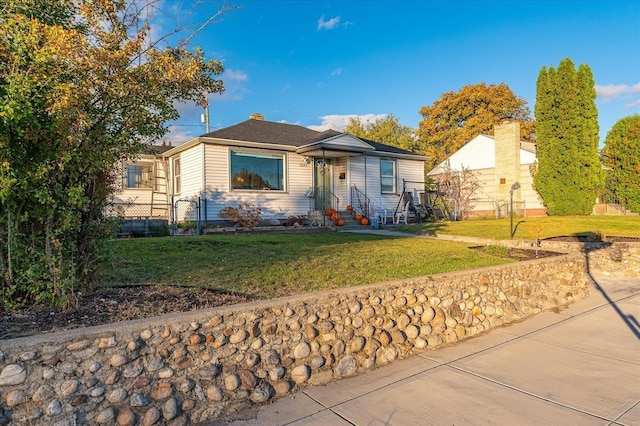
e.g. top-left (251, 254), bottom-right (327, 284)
top-left (0, 252), bottom-right (592, 425)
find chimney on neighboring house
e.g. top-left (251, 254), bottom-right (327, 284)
top-left (249, 112), bottom-right (265, 120)
top-left (494, 120), bottom-right (521, 202)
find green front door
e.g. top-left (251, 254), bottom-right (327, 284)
top-left (314, 158), bottom-right (332, 211)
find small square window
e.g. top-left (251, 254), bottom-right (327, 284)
top-left (124, 164), bottom-right (153, 189)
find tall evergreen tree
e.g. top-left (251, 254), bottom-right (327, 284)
top-left (533, 58), bottom-right (604, 215)
top-left (603, 115), bottom-right (640, 212)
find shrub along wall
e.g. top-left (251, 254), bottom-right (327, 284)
top-left (0, 251), bottom-right (596, 425)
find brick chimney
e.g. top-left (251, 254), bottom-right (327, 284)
top-left (494, 120), bottom-right (521, 201)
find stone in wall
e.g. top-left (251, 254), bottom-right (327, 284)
top-left (0, 250), bottom-right (600, 425)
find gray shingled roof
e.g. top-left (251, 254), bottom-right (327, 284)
top-left (202, 120), bottom-right (323, 147)
top-left (358, 137), bottom-right (419, 156)
top-left (200, 119), bottom-right (419, 156)
top-left (139, 144), bottom-right (174, 156)
top-left (146, 144), bottom-right (174, 155)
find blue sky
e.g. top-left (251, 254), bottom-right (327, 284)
top-left (163, 0), bottom-right (640, 146)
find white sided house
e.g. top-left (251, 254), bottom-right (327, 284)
top-left (110, 144), bottom-right (172, 219)
top-left (138, 117), bottom-right (427, 226)
top-left (428, 120), bottom-right (546, 218)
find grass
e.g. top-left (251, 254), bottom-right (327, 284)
top-left (401, 215), bottom-right (640, 240)
top-left (98, 233), bottom-right (513, 299)
top-left (98, 216), bottom-right (637, 301)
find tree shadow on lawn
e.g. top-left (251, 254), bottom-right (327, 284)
top-left (399, 221), bottom-right (448, 236)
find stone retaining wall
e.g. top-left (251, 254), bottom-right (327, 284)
top-left (582, 242), bottom-right (640, 278)
top-left (501, 239), bottom-right (640, 278)
top-left (0, 252), bottom-right (592, 425)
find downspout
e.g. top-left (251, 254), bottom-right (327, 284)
top-left (322, 147), bottom-right (326, 226)
top-left (201, 143), bottom-right (206, 231)
top-left (347, 155), bottom-right (352, 207)
top-left (162, 154), bottom-right (170, 234)
top-left (164, 153), bottom-right (176, 236)
top-left (364, 152), bottom-right (367, 216)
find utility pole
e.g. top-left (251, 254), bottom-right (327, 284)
top-left (201, 99), bottom-right (210, 133)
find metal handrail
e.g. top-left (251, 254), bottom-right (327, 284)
top-left (315, 186), bottom-right (340, 212)
top-left (351, 185), bottom-right (371, 218)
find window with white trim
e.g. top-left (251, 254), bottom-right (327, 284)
top-left (124, 163), bottom-right (153, 189)
top-left (380, 159), bottom-right (396, 193)
top-left (230, 150), bottom-right (285, 191)
top-left (173, 158), bottom-right (181, 195)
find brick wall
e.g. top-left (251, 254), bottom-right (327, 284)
top-left (494, 120), bottom-right (521, 202)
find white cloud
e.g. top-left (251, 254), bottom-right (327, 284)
top-left (277, 119), bottom-right (302, 125)
top-left (216, 69), bottom-right (251, 101)
top-left (308, 114), bottom-right (387, 132)
top-left (596, 83), bottom-right (640, 101)
top-left (164, 125), bottom-right (199, 145)
top-left (624, 99), bottom-right (640, 109)
top-left (317, 15), bottom-right (341, 31)
top-left (331, 68), bottom-right (343, 76)
top-left (224, 69), bottom-right (248, 81)
top-left (162, 100), bottom-right (213, 144)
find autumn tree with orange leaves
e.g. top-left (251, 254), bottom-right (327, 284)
top-left (417, 83), bottom-right (535, 170)
top-left (0, 0), bottom-right (232, 307)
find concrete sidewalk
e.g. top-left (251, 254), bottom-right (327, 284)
top-left (220, 273), bottom-right (640, 425)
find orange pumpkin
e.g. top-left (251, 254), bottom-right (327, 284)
top-left (354, 214), bottom-right (363, 221)
top-left (336, 219), bottom-right (345, 226)
top-left (346, 205), bottom-right (353, 211)
top-left (360, 218), bottom-right (369, 225)
top-left (331, 213), bottom-right (339, 221)
top-left (325, 208), bottom-right (336, 216)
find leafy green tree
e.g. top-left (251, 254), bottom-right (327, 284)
top-left (417, 83), bottom-right (534, 169)
top-left (603, 115), bottom-right (640, 212)
top-left (533, 58), bottom-right (604, 215)
top-left (0, 0), bottom-right (229, 308)
top-left (344, 114), bottom-right (419, 153)
top-left (231, 169), bottom-right (272, 190)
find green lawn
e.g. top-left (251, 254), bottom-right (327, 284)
top-left (99, 233), bottom-right (512, 299)
top-left (99, 216), bottom-right (637, 300)
top-left (400, 216), bottom-right (640, 240)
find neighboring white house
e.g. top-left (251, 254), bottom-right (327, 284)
top-left (428, 120), bottom-right (546, 217)
top-left (112, 116), bottom-right (428, 225)
top-left (110, 144), bottom-right (172, 219)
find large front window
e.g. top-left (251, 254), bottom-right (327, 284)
top-left (124, 164), bottom-right (153, 189)
top-left (380, 159), bottom-right (396, 193)
top-left (230, 150), bottom-right (285, 191)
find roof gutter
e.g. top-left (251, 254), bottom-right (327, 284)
top-left (200, 137), bottom-right (297, 152)
top-left (162, 137), bottom-right (298, 158)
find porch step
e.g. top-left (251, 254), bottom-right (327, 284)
top-left (336, 210), bottom-right (383, 229)
top-left (337, 211), bottom-right (360, 228)
top-left (308, 210), bottom-right (390, 229)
